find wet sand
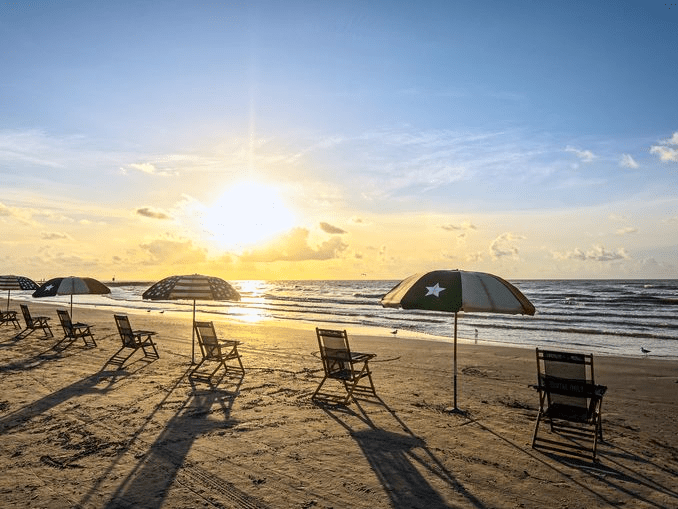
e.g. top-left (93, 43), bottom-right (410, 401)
top-left (1, 300), bottom-right (677, 508)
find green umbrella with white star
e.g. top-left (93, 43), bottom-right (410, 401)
top-left (381, 269), bottom-right (535, 412)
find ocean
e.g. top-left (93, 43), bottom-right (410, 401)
top-left (12, 279), bottom-right (678, 359)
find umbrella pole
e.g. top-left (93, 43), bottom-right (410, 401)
top-left (6, 290), bottom-right (10, 312)
top-left (453, 311), bottom-right (458, 411)
top-left (191, 300), bottom-right (196, 364)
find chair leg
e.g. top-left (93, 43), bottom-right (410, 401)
top-left (140, 339), bottom-right (159, 358)
top-left (311, 376), bottom-right (329, 400)
top-left (190, 357), bottom-right (208, 377)
top-left (531, 414), bottom-right (542, 448)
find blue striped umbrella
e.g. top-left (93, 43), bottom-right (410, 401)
top-left (0, 275), bottom-right (39, 312)
top-left (142, 274), bottom-right (241, 363)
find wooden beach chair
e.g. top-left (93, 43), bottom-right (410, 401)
top-left (1, 310), bottom-right (20, 329)
top-left (311, 328), bottom-right (378, 405)
top-left (15, 304), bottom-right (53, 339)
top-left (110, 314), bottom-right (159, 367)
top-left (191, 321), bottom-right (244, 382)
top-left (531, 348), bottom-right (607, 460)
top-left (55, 309), bottom-right (96, 348)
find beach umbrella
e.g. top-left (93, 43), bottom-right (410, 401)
top-left (381, 269), bottom-right (535, 412)
top-left (0, 275), bottom-right (39, 312)
top-left (32, 276), bottom-right (111, 317)
top-left (142, 274), bottom-right (241, 363)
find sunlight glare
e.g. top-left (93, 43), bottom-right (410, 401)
top-left (202, 181), bottom-right (295, 251)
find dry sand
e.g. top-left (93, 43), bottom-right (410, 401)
top-left (1, 300), bottom-right (677, 508)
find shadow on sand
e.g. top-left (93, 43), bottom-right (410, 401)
top-left (94, 370), bottom-right (270, 509)
top-left (318, 395), bottom-right (486, 509)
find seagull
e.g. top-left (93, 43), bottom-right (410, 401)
top-left (391, 329), bottom-right (398, 335)
top-left (640, 347), bottom-right (651, 356)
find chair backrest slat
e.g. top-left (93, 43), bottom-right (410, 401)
top-left (194, 321), bottom-right (220, 358)
top-left (57, 309), bottom-right (73, 333)
top-left (316, 328), bottom-right (352, 377)
top-left (537, 348), bottom-right (594, 410)
top-left (114, 315), bottom-right (136, 347)
top-left (20, 304), bottom-right (32, 326)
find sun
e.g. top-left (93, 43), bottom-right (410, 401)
top-left (201, 181), bottom-right (296, 252)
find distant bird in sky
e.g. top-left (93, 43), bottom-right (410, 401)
top-left (641, 347), bottom-right (651, 356)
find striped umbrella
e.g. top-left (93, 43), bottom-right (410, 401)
top-left (0, 275), bottom-right (39, 312)
top-left (142, 274), bottom-right (241, 363)
top-left (32, 276), bottom-right (111, 317)
top-left (381, 269), bottom-right (535, 412)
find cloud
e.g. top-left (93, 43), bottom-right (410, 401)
top-left (620, 154), bottom-right (638, 168)
top-left (139, 238), bottom-right (208, 265)
top-left (615, 227), bottom-right (637, 235)
top-left (0, 201), bottom-right (36, 226)
top-left (41, 232), bottom-right (73, 241)
top-left (0, 202), bottom-right (12, 217)
top-left (552, 245), bottom-right (629, 262)
top-left (136, 206), bottom-right (172, 220)
top-left (650, 131), bottom-right (678, 162)
top-left (565, 146), bottom-right (596, 162)
top-left (319, 222), bottom-right (347, 234)
top-left (466, 252), bottom-right (484, 262)
top-left (489, 232), bottom-right (525, 260)
top-left (441, 221), bottom-right (477, 231)
top-left (123, 162), bottom-right (179, 176)
top-left (240, 228), bottom-right (348, 262)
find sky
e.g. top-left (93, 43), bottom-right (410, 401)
top-left (1, 0), bottom-right (677, 281)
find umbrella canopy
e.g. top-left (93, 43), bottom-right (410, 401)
top-left (0, 275), bottom-right (39, 312)
top-left (142, 274), bottom-right (241, 363)
top-left (381, 269), bottom-right (535, 412)
top-left (32, 276), bottom-right (111, 317)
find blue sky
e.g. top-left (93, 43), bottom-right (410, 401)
top-left (1, 1), bottom-right (677, 280)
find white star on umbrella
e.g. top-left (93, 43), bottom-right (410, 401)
top-left (425, 283), bottom-right (445, 297)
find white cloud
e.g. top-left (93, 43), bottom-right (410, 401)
top-left (565, 146), bottom-right (596, 162)
top-left (240, 228), bottom-right (348, 262)
top-left (650, 131), bottom-right (678, 162)
top-left (650, 145), bottom-right (678, 162)
top-left (620, 154), bottom-right (638, 168)
top-left (441, 221), bottom-right (477, 231)
top-left (552, 245), bottom-right (629, 262)
top-left (615, 227), bottom-right (637, 235)
top-left (489, 232), bottom-right (525, 260)
top-left (122, 162), bottom-right (180, 176)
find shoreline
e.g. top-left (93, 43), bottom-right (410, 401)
top-left (8, 297), bottom-right (677, 361)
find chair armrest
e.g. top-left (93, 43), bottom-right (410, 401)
top-left (351, 352), bottom-right (376, 361)
top-left (593, 384), bottom-right (607, 398)
top-left (218, 339), bottom-right (241, 346)
top-left (133, 330), bottom-right (156, 336)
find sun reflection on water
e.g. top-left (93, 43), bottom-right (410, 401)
top-left (232, 280), bottom-right (268, 323)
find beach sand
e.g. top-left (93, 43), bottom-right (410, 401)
top-left (1, 300), bottom-right (677, 508)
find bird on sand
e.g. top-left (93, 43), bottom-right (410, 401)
top-left (391, 329), bottom-right (398, 335)
top-left (640, 347), bottom-right (651, 356)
